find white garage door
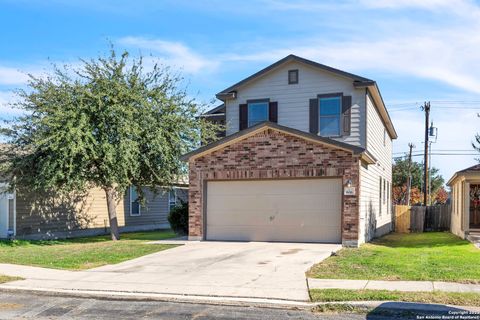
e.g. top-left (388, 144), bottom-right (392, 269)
top-left (206, 178), bottom-right (342, 243)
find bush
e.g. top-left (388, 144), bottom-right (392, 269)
top-left (168, 201), bottom-right (189, 235)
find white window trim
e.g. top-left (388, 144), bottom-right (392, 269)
top-left (129, 186), bottom-right (141, 216)
top-left (169, 188), bottom-right (177, 211)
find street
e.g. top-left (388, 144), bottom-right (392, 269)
top-left (0, 291), bottom-right (408, 320)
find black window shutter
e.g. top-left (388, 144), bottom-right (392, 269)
top-left (269, 101), bottom-right (278, 123)
top-left (342, 96), bottom-right (352, 135)
top-left (309, 98), bottom-right (319, 134)
top-left (239, 104), bottom-right (248, 130)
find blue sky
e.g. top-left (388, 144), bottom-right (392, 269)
top-left (1, 0), bottom-right (480, 182)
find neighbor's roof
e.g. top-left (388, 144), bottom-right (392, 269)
top-left (199, 104), bottom-right (225, 119)
top-left (181, 121), bottom-right (377, 164)
top-left (447, 164), bottom-right (480, 186)
top-left (215, 54), bottom-right (397, 139)
top-left (203, 104), bottom-right (225, 115)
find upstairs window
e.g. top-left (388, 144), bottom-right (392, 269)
top-left (130, 186), bottom-right (141, 216)
top-left (248, 101), bottom-right (269, 127)
top-left (319, 96), bottom-right (341, 136)
top-left (288, 69), bottom-right (298, 84)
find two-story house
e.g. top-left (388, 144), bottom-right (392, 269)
top-left (182, 55), bottom-right (397, 247)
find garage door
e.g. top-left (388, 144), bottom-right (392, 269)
top-left (206, 178), bottom-right (342, 243)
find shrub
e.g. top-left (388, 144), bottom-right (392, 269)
top-left (168, 200), bottom-right (189, 235)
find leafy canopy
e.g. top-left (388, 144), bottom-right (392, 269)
top-left (392, 157), bottom-right (444, 192)
top-left (392, 157), bottom-right (445, 204)
top-left (0, 49), bottom-right (219, 198)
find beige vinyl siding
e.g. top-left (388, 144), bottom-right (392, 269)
top-left (15, 187), bottom-right (126, 237)
top-left (225, 60), bottom-right (366, 147)
top-left (359, 92), bottom-right (393, 243)
top-left (14, 185), bottom-right (189, 238)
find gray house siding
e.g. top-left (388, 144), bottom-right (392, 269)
top-left (124, 186), bottom-right (188, 228)
top-left (225, 60), bottom-right (366, 148)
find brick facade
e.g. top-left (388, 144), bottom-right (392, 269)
top-left (188, 128), bottom-right (361, 247)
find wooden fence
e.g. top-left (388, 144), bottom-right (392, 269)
top-left (394, 204), bottom-right (451, 233)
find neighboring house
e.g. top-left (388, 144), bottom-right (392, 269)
top-left (447, 164), bottom-right (480, 244)
top-left (0, 183), bottom-right (187, 240)
top-left (200, 104), bottom-right (226, 138)
top-left (182, 54), bottom-right (397, 247)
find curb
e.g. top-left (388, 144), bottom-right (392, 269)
top-left (1, 286), bottom-right (479, 313)
top-left (312, 301), bottom-right (480, 313)
top-left (0, 286), bottom-right (314, 310)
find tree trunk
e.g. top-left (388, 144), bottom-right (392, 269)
top-left (105, 187), bottom-right (120, 241)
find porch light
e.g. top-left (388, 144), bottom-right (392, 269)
top-left (346, 179), bottom-right (352, 188)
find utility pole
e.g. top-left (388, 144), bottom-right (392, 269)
top-left (406, 143), bottom-right (415, 206)
top-left (422, 101), bottom-right (431, 206)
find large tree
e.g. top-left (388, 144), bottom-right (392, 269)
top-left (0, 49), bottom-right (219, 240)
top-left (392, 157), bottom-right (444, 204)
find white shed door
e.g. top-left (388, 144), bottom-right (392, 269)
top-left (206, 178), bottom-right (342, 243)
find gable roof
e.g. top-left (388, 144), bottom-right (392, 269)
top-left (181, 121), bottom-right (377, 163)
top-left (447, 164), bottom-right (480, 186)
top-left (215, 54), bottom-right (397, 139)
top-left (216, 54), bottom-right (373, 97)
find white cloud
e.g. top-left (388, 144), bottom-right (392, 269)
top-left (216, 0), bottom-right (480, 95)
top-left (360, 0), bottom-right (463, 10)
top-left (119, 37), bottom-right (219, 74)
top-left (0, 66), bottom-right (30, 85)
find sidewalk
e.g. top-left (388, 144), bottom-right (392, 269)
top-left (308, 278), bottom-right (480, 293)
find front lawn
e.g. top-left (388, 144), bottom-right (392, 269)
top-left (310, 289), bottom-right (480, 307)
top-left (308, 232), bottom-right (480, 283)
top-left (0, 230), bottom-right (178, 270)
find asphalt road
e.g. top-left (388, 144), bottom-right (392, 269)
top-left (0, 291), bottom-right (418, 320)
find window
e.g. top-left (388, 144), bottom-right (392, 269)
top-left (383, 129), bottom-right (387, 146)
top-left (383, 179), bottom-right (386, 204)
top-left (248, 101), bottom-right (269, 127)
top-left (319, 96), bottom-right (341, 136)
top-left (288, 69), bottom-right (298, 84)
top-left (130, 186), bottom-right (141, 216)
top-left (379, 177), bottom-right (383, 216)
top-left (169, 188), bottom-right (177, 211)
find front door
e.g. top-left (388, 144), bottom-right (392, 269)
top-left (469, 184), bottom-right (480, 229)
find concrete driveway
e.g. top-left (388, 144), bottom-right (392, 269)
top-left (0, 241), bottom-right (340, 301)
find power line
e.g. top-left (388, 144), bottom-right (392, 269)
top-left (387, 100), bottom-right (480, 105)
top-left (393, 153), bottom-right (478, 158)
top-left (393, 149), bottom-right (474, 154)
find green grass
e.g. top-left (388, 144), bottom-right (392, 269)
top-left (0, 230), bottom-right (178, 270)
top-left (308, 232), bottom-right (480, 283)
top-left (0, 275), bottom-right (22, 283)
top-left (310, 289), bottom-right (480, 307)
